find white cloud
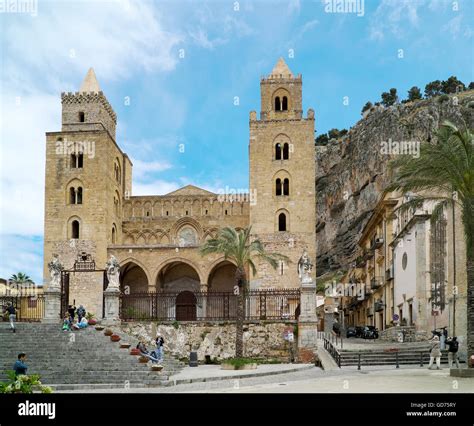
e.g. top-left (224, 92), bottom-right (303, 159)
top-left (131, 159), bottom-right (173, 180)
top-left (369, 0), bottom-right (423, 40)
top-left (0, 235), bottom-right (44, 284)
top-left (188, 28), bottom-right (228, 50)
top-left (132, 180), bottom-right (180, 196)
top-left (2, 0), bottom-right (184, 93)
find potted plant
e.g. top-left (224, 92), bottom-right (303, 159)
top-left (110, 334), bottom-right (121, 342)
top-left (86, 312), bottom-right (97, 326)
top-left (95, 325), bottom-right (104, 331)
top-left (104, 328), bottom-right (113, 336)
top-left (130, 348), bottom-right (140, 356)
top-left (151, 365), bottom-right (163, 372)
top-left (120, 342), bottom-right (131, 349)
top-left (138, 355), bottom-right (149, 363)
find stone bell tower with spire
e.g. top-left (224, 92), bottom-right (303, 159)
top-left (248, 58), bottom-right (316, 290)
top-left (43, 68), bottom-right (132, 318)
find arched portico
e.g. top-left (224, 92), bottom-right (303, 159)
top-left (119, 258), bottom-right (151, 293)
top-left (155, 257), bottom-right (204, 292)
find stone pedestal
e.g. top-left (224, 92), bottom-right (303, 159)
top-left (298, 276), bottom-right (318, 363)
top-left (43, 287), bottom-right (62, 323)
top-left (102, 287), bottom-right (121, 325)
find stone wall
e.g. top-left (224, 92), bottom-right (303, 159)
top-left (379, 326), bottom-right (430, 342)
top-left (119, 321), bottom-right (296, 361)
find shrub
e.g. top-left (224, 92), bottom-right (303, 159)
top-left (0, 371), bottom-right (52, 394)
top-left (438, 94), bottom-right (449, 103)
top-left (172, 320), bottom-right (180, 329)
top-left (223, 358), bottom-right (258, 369)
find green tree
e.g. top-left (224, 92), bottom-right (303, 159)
top-left (442, 76), bottom-right (466, 94)
top-left (424, 80), bottom-right (443, 98)
top-left (407, 86), bottom-right (422, 102)
top-left (388, 121), bottom-right (474, 367)
top-left (200, 227), bottom-right (289, 357)
top-left (9, 273), bottom-right (34, 285)
top-left (381, 88), bottom-right (398, 107)
top-left (361, 101), bottom-right (373, 115)
top-left (315, 133), bottom-right (329, 146)
top-left (469, 82), bottom-right (474, 90)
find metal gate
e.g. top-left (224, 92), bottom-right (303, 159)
top-left (59, 252), bottom-right (106, 319)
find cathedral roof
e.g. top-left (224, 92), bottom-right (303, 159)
top-left (269, 57), bottom-right (294, 79)
top-left (80, 67), bottom-right (101, 92)
top-left (165, 184), bottom-right (216, 197)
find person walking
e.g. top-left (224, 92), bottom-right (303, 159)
top-left (5, 302), bottom-right (16, 333)
top-left (428, 335), bottom-right (442, 370)
top-left (14, 353), bottom-right (28, 376)
top-left (446, 336), bottom-right (460, 369)
top-left (440, 327), bottom-right (448, 351)
top-left (155, 334), bottom-right (165, 364)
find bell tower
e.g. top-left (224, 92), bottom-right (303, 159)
top-left (249, 58), bottom-right (316, 289)
top-left (43, 68), bottom-right (132, 317)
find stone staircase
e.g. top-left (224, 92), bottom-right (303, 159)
top-left (338, 344), bottom-right (453, 367)
top-left (0, 323), bottom-right (185, 390)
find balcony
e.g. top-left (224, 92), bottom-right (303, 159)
top-left (374, 300), bottom-right (385, 312)
top-left (385, 264), bottom-right (394, 281)
top-left (371, 276), bottom-right (384, 290)
top-left (370, 237), bottom-right (384, 250)
top-left (366, 307), bottom-right (374, 317)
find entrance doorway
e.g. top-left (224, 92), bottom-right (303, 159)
top-left (176, 291), bottom-right (197, 321)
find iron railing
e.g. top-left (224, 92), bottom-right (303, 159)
top-left (0, 295), bottom-right (45, 322)
top-left (120, 289), bottom-right (300, 321)
top-left (323, 337), bottom-right (341, 367)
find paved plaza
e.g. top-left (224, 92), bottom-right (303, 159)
top-left (57, 365), bottom-right (474, 393)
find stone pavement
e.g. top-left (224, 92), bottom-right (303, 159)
top-left (57, 364), bottom-right (474, 393)
top-left (169, 363), bottom-right (313, 385)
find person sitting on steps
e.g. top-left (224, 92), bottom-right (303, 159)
top-left (14, 353), bottom-right (28, 376)
top-left (137, 340), bottom-right (159, 363)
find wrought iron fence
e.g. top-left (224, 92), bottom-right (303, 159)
top-left (0, 295), bottom-right (45, 322)
top-left (120, 289), bottom-right (300, 322)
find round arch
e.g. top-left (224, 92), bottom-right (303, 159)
top-left (119, 258), bottom-right (151, 293)
top-left (154, 257), bottom-right (205, 291)
top-left (205, 259), bottom-right (238, 292)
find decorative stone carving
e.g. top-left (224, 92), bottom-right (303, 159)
top-left (106, 255), bottom-right (120, 289)
top-left (47, 254), bottom-right (63, 289)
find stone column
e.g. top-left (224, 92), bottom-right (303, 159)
top-left (102, 287), bottom-right (121, 325)
top-left (297, 274), bottom-right (318, 363)
top-left (43, 287), bottom-right (62, 323)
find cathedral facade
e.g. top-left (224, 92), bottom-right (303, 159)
top-left (43, 59), bottom-right (316, 318)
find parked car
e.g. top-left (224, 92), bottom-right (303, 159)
top-left (355, 326), bottom-right (364, 338)
top-left (346, 327), bottom-right (357, 338)
top-left (362, 326), bottom-right (379, 339)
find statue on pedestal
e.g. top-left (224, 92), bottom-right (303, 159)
top-left (297, 250), bottom-right (313, 281)
top-left (47, 254), bottom-right (63, 289)
top-left (106, 255), bottom-right (120, 289)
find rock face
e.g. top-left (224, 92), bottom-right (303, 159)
top-left (316, 92), bottom-right (474, 277)
top-left (120, 322), bottom-right (294, 361)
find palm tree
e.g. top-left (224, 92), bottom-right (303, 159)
top-left (200, 226), bottom-right (289, 358)
top-left (9, 273), bottom-right (34, 285)
top-left (388, 120), bottom-right (473, 367)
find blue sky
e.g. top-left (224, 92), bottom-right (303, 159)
top-left (0, 0), bottom-right (473, 284)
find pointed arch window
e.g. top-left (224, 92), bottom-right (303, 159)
top-left (276, 178), bottom-right (282, 196)
top-left (283, 143), bottom-right (289, 160)
top-left (282, 96), bottom-right (288, 111)
top-left (112, 225), bottom-right (117, 244)
top-left (79, 112), bottom-right (85, 122)
top-left (71, 220), bottom-right (80, 239)
top-left (278, 213), bottom-right (287, 232)
top-left (69, 187), bottom-right (76, 204)
top-left (77, 187), bottom-right (83, 204)
top-left (283, 178), bottom-right (289, 196)
top-left (275, 97), bottom-right (281, 111)
top-left (275, 143), bottom-right (282, 160)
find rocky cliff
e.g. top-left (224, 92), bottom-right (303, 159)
top-left (316, 91), bottom-right (474, 278)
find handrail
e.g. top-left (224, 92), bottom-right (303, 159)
top-left (323, 337), bottom-right (341, 368)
